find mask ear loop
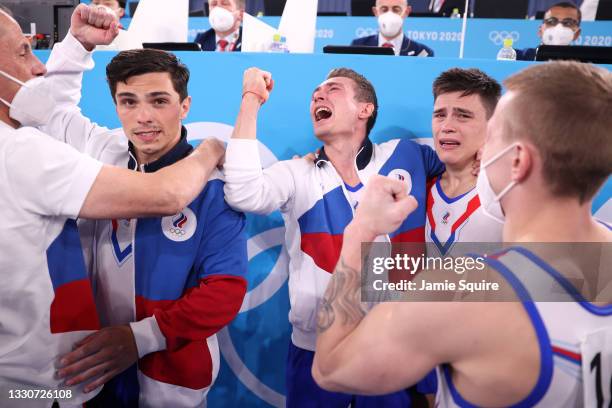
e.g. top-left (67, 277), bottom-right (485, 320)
top-left (0, 96), bottom-right (11, 108)
top-left (0, 70), bottom-right (27, 87)
top-left (482, 142), bottom-right (519, 168)
top-left (483, 142), bottom-right (520, 202)
top-left (0, 70), bottom-right (27, 108)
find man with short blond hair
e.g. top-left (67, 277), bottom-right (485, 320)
top-left (312, 60), bottom-right (612, 407)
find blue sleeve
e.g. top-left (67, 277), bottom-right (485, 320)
top-left (419, 143), bottom-right (445, 178)
top-left (425, 44), bottom-right (435, 57)
top-left (195, 180), bottom-right (248, 279)
top-left (416, 368), bottom-right (438, 394)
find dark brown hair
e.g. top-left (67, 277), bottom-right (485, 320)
top-left (547, 2), bottom-right (581, 23)
top-left (106, 48), bottom-right (190, 101)
top-left (433, 68), bottom-right (501, 119)
top-left (327, 68), bottom-right (378, 136)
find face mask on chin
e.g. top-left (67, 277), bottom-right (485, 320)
top-left (475, 142), bottom-right (519, 224)
top-left (542, 24), bottom-right (575, 46)
top-left (209, 6), bottom-right (236, 33)
top-left (0, 70), bottom-right (55, 128)
top-left (377, 11), bottom-right (403, 38)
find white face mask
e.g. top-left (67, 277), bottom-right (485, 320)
top-left (209, 6), bottom-right (236, 33)
top-left (0, 70), bottom-right (55, 127)
top-left (542, 24), bottom-right (575, 46)
top-left (476, 142), bottom-right (519, 224)
top-left (377, 11), bottom-right (403, 39)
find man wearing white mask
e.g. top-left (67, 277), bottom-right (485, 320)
top-left (516, 1), bottom-right (582, 61)
top-left (313, 60), bottom-right (612, 407)
top-left (0, 4), bottom-right (224, 406)
top-left (195, 0), bottom-right (244, 52)
top-left (351, 0), bottom-right (434, 57)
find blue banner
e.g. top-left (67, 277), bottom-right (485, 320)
top-left (35, 50), bottom-right (612, 406)
top-left (118, 16), bottom-right (612, 59)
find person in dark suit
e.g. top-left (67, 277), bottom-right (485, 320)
top-left (194, 0), bottom-right (244, 52)
top-left (351, 0), bottom-right (434, 57)
top-left (516, 1), bottom-right (582, 61)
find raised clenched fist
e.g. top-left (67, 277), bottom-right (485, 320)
top-left (70, 3), bottom-right (120, 51)
top-left (242, 67), bottom-right (274, 104)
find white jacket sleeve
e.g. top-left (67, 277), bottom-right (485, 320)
top-left (224, 139), bottom-right (297, 215)
top-left (34, 32), bottom-right (111, 153)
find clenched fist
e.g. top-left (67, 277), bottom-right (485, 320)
top-left (70, 3), bottom-right (120, 51)
top-left (352, 175), bottom-right (418, 240)
top-left (242, 67), bottom-right (274, 105)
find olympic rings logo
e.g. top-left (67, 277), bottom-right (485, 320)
top-left (489, 31), bottom-right (520, 45)
top-left (169, 228), bottom-right (186, 235)
top-left (355, 27), bottom-right (378, 38)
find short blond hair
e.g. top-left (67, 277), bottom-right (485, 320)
top-left (503, 61), bottom-right (612, 203)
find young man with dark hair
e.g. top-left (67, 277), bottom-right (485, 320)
top-left (516, 1), bottom-right (582, 61)
top-left (12, 11), bottom-right (248, 408)
top-left (427, 68), bottom-right (503, 257)
top-left (0, 4), bottom-right (226, 407)
top-left (195, 0), bottom-right (245, 52)
top-left (312, 60), bottom-right (612, 406)
top-left (223, 67), bottom-right (444, 407)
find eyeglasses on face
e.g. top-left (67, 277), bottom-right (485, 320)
top-left (543, 17), bottom-right (579, 29)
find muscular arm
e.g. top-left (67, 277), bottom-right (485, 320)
top-left (312, 223), bottom-right (448, 394)
top-left (312, 175), bottom-right (457, 394)
top-left (79, 139), bottom-right (225, 219)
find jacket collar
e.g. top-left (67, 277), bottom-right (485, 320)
top-left (128, 126), bottom-right (193, 173)
top-left (314, 137), bottom-right (373, 171)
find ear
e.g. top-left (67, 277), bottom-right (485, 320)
top-left (510, 142), bottom-right (532, 183)
top-left (372, 6), bottom-right (379, 17)
top-left (180, 96), bottom-right (192, 120)
top-left (358, 102), bottom-right (375, 121)
top-left (573, 27), bottom-right (581, 41)
top-left (404, 5), bottom-right (412, 18)
top-left (537, 24), bottom-right (544, 39)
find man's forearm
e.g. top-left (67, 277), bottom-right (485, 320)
top-left (155, 144), bottom-right (221, 212)
top-left (316, 223), bottom-right (375, 359)
top-left (231, 94), bottom-right (262, 140)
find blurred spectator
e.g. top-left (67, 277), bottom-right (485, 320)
top-left (195, 0), bottom-right (244, 51)
top-left (516, 1), bottom-right (581, 60)
top-left (91, 0), bottom-right (126, 19)
top-left (351, 0), bottom-right (434, 56)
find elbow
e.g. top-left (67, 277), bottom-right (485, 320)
top-left (157, 180), bottom-right (191, 216)
top-left (311, 355), bottom-right (343, 393)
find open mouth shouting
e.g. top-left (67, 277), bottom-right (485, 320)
top-left (313, 105), bottom-right (333, 123)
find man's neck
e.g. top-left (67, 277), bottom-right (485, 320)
top-left (323, 135), bottom-right (365, 186)
top-left (439, 164), bottom-right (476, 198)
top-left (504, 194), bottom-right (604, 242)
